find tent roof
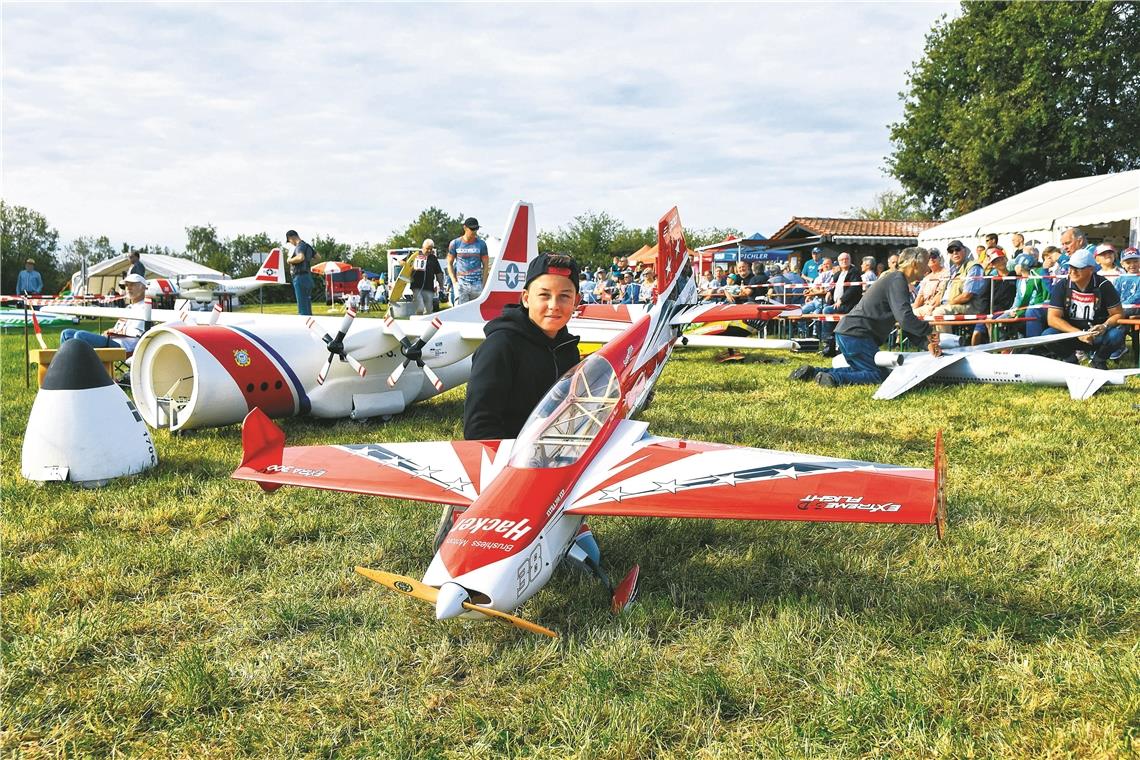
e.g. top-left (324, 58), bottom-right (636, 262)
top-left (918, 169), bottom-right (1140, 245)
top-left (83, 253), bottom-right (227, 280)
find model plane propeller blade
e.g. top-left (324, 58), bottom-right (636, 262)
top-left (354, 567), bottom-right (558, 638)
top-left (383, 315), bottom-right (413, 349)
top-left (307, 308), bottom-right (365, 384)
top-left (385, 316), bottom-right (444, 388)
top-left (386, 360), bottom-right (407, 388)
top-left (208, 303), bottom-right (222, 326)
top-left (421, 363), bottom-right (444, 391)
top-left (387, 253), bottom-right (418, 304)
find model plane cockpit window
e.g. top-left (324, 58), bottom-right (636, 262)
top-left (511, 354), bottom-right (621, 469)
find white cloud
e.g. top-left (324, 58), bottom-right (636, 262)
top-left (1, 2), bottom-right (954, 257)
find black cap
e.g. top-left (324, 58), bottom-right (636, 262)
top-left (525, 253), bottom-right (580, 292)
top-left (42, 339), bottom-right (115, 391)
top-left (946, 239), bottom-right (966, 252)
top-left (462, 217), bottom-right (479, 230)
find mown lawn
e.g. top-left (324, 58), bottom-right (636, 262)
top-left (2, 318), bottom-right (1137, 758)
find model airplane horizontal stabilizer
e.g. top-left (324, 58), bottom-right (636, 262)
top-left (354, 566), bottom-right (558, 638)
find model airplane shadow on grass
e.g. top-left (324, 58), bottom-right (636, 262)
top-left (234, 207), bottom-right (947, 639)
top-left (831, 333), bottom-right (1140, 400)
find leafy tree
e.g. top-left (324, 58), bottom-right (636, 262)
top-left (185, 224), bottom-right (231, 274)
top-left (888, 1), bottom-right (1140, 217)
top-left (229, 232), bottom-right (277, 277)
top-left (845, 190), bottom-right (937, 221)
top-left (387, 207), bottom-right (465, 253)
top-left (684, 226), bottom-right (746, 250)
top-left (1, 201), bottom-right (60, 293)
top-left (538, 210), bottom-right (631, 271)
top-left (311, 234), bottom-right (351, 263)
top-left (57, 235), bottom-right (116, 287)
top-left (348, 242), bottom-right (390, 277)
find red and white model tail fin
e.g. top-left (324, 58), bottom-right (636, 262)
top-left (254, 249), bottom-right (287, 284)
top-left (655, 207), bottom-right (689, 296)
top-left (441, 201), bottom-right (537, 323)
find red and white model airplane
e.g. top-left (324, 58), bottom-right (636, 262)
top-left (233, 207), bottom-right (946, 638)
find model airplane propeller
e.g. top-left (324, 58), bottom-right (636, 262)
top-left (234, 206), bottom-right (947, 638)
top-left (383, 315), bottom-right (445, 390)
top-left (307, 307), bottom-right (367, 385)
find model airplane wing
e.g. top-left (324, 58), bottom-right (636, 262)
top-left (232, 408), bottom-right (504, 506)
top-left (873, 331), bottom-right (1090, 401)
top-left (565, 423), bottom-right (944, 534)
top-left (669, 303), bottom-right (792, 325)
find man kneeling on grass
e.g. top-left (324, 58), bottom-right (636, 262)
top-left (789, 247), bottom-right (941, 388)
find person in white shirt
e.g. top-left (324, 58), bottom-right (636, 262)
top-left (60, 273), bottom-right (150, 353)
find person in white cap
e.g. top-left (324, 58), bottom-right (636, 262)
top-left (60, 273), bottom-right (150, 352)
top-left (1044, 248), bottom-right (1125, 369)
top-left (1094, 243), bottom-right (1123, 277)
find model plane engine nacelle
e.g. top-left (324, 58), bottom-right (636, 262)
top-left (131, 323), bottom-right (321, 431)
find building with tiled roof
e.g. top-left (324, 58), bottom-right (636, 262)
top-left (768, 217), bottom-right (942, 269)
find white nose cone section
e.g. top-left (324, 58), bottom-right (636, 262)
top-left (435, 582), bottom-right (469, 620)
top-left (22, 340), bottom-right (157, 486)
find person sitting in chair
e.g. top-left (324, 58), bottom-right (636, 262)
top-left (60, 273), bottom-right (149, 353)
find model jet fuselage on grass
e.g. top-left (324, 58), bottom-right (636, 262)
top-left (233, 207), bottom-right (946, 638)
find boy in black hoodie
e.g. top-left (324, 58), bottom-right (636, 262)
top-left (463, 253), bottom-right (582, 439)
top-left (436, 254), bottom-right (582, 547)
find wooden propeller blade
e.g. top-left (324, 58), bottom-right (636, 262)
top-left (353, 566), bottom-right (558, 639)
top-left (459, 600), bottom-right (558, 639)
top-left (388, 254), bottom-right (417, 303)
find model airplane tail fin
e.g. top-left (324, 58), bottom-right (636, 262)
top-left (442, 201), bottom-right (536, 324)
top-left (655, 206), bottom-right (690, 299)
top-left (239, 407), bottom-right (285, 491)
top-left (254, 248), bottom-right (287, 284)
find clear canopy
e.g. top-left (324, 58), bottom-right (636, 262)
top-left (511, 354), bottom-right (622, 469)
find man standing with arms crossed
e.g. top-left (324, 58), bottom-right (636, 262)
top-left (447, 217), bottom-right (489, 305)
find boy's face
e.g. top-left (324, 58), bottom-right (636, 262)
top-left (522, 274), bottom-right (578, 338)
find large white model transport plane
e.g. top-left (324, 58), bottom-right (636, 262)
top-left (832, 333), bottom-right (1140, 400)
top-left (232, 207), bottom-right (946, 638)
top-left (45, 203), bottom-right (790, 432)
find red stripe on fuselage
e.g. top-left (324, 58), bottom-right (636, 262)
top-left (440, 466), bottom-right (575, 577)
top-left (175, 325), bottom-right (298, 417)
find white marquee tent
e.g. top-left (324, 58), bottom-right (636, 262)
top-left (70, 253), bottom-right (227, 296)
top-left (918, 169), bottom-right (1140, 254)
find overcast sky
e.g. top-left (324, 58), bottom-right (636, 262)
top-left (2, 2), bottom-right (954, 254)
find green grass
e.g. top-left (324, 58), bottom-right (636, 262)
top-left (3, 319), bottom-right (1138, 758)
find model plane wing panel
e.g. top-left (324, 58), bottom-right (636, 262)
top-left (670, 303), bottom-right (792, 325)
top-left (565, 435), bottom-right (940, 528)
top-left (232, 408), bottom-right (505, 505)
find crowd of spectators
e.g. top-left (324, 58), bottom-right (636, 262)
top-left (782, 227), bottom-right (1135, 386)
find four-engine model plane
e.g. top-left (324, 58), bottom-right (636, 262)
top-left (833, 333), bottom-right (1140, 400)
top-left (149, 249), bottom-right (288, 304)
top-left (233, 207), bottom-right (946, 638)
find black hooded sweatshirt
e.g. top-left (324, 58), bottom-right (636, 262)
top-left (463, 304), bottom-right (581, 440)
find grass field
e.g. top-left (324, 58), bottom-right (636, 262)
top-left (2, 315), bottom-right (1138, 758)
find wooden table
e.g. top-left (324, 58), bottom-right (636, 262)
top-left (28, 347), bottom-right (128, 386)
